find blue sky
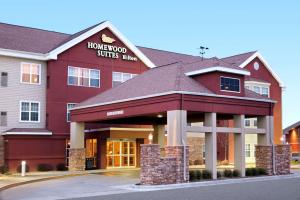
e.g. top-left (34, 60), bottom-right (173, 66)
top-left (0, 0), bottom-right (299, 127)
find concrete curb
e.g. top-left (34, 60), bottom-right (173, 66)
top-left (117, 173), bottom-right (300, 192)
top-left (0, 173), bottom-right (88, 192)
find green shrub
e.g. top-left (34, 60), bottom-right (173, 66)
top-left (195, 170), bottom-right (202, 180)
top-left (246, 168), bottom-right (253, 176)
top-left (56, 163), bottom-right (67, 171)
top-left (250, 168), bottom-right (258, 176)
top-left (223, 169), bottom-right (233, 178)
top-left (246, 168), bottom-right (259, 176)
top-left (37, 163), bottom-right (53, 172)
top-left (0, 165), bottom-right (8, 174)
top-left (202, 170), bottom-right (212, 179)
top-left (257, 168), bottom-right (267, 175)
top-left (217, 171), bottom-right (222, 178)
top-left (17, 164), bottom-right (30, 173)
top-left (232, 169), bottom-right (240, 177)
top-left (189, 170), bottom-right (196, 181)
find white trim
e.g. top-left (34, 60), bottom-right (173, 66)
top-left (19, 100), bottom-right (41, 123)
top-left (0, 48), bottom-right (48, 60)
top-left (47, 21), bottom-right (156, 68)
top-left (3, 131), bottom-right (52, 135)
top-left (238, 52), bottom-right (284, 87)
top-left (185, 66), bottom-right (250, 76)
top-left (85, 127), bottom-right (154, 132)
top-left (72, 90), bottom-right (276, 111)
top-left (245, 81), bottom-right (271, 86)
top-left (220, 76), bottom-right (241, 93)
top-left (20, 62), bottom-right (42, 85)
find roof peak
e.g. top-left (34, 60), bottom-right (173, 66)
top-left (222, 51), bottom-right (257, 59)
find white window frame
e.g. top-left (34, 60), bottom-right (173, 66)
top-left (67, 103), bottom-right (77, 122)
top-left (245, 81), bottom-right (271, 98)
top-left (19, 101), bottom-right (40, 123)
top-left (220, 76), bottom-right (241, 93)
top-left (20, 62), bottom-right (41, 85)
top-left (245, 144), bottom-right (251, 158)
top-left (112, 71), bottom-right (137, 87)
top-left (67, 66), bottom-right (100, 88)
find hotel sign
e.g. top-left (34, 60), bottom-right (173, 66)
top-left (107, 110), bottom-right (124, 116)
top-left (87, 34), bottom-right (138, 62)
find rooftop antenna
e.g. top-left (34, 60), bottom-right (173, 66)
top-left (198, 46), bottom-right (209, 61)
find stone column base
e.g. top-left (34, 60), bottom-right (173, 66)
top-left (69, 148), bottom-right (85, 171)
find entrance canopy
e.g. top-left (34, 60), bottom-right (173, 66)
top-left (71, 62), bottom-right (275, 124)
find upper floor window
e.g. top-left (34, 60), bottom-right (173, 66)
top-left (20, 101), bottom-right (40, 122)
top-left (0, 111), bottom-right (7, 126)
top-left (245, 144), bottom-right (251, 158)
top-left (245, 82), bottom-right (270, 98)
top-left (21, 63), bottom-right (41, 84)
top-left (112, 72), bottom-right (137, 87)
top-left (67, 103), bottom-right (77, 122)
top-left (1, 72), bottom-right (8, 87)
top-left (68, 66), bottom-right (100, 88)
top-left (220, 77), bottom-right (240, 92)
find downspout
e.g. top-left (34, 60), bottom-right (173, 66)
top-left (180, 93), bottom-right (187, 181)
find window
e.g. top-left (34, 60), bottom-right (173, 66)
top-left (245, 119), bottom-right (251, 127)
top-left (261, 87), bottom-right (269, 97)
top-left (0, 112), bottom-right (7, 126)
top-left (253, 86), bottom-right (260, 94)
top-left (67, 103), bottom-right (77, 122)
top-left (253, 119), bottom-right (257, 127)
top-left (68, 66), bottom-right (100, 88)
top-left (245, 144), bottom-right (251, 158)
top-left (20, 101), bottom-right (40, 122)
top-left (1, 72), bottom-right (8, 87)
top-left (245, 82), bottom-right (270, 98)
top-left (21, 63), bottom-right (41, 84)
top-left (112, 72), bottom-right (137, 87)
top-left (220, 77), bottom-right (240, 92)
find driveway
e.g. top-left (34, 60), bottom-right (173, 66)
top-left (0, 170), bottom-right (140, 200)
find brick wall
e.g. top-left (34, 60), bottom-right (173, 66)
top-left (69, 148), bottom-right (85, 171)
top-left (255, 144), bottom-right (290, 175)
top-left (140, 144), bottom-right (189, 185)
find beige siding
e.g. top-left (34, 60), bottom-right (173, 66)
top-left (0, 56), bottom-right (46, 134)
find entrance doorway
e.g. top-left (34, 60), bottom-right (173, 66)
top-left (107, 139), bottom-right (136, 168)
top-left (85, 139), bottom-right (97, 169)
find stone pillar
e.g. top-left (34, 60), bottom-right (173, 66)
top-left (165, 146), bottom-right (189, 182)
top-left (167, 110), bottom-right (187, 146)
top-left (275, 145), bottom-right (290, 175)
top-left (233, 115), bottom-right (245, 177)
top-left (69, 122), bottom-right (86, 171)
top-left (153, 125), bottom-right (165, 147)
top-left (204, 112), bottom-right (217, 179)
top-left (255, 145), bottom-right (273, 175)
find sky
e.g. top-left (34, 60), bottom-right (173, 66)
top-left (0, 0), bottom-right (299, 128)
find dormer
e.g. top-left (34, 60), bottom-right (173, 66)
top-left (185, 65), bottom-right (250, 97)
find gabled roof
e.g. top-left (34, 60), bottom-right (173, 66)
top-left (0, 21), bottom-right (156, 68)
top-left (73, 62), bottom-right (274, 110)
top-left (283, 121), bottom-right (300, 135)
top-left (221, 51), bottom-right (257, 67)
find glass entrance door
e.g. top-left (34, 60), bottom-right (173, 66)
top-left (85, 139), bottom-right (97, 169)
top-left (107, 140), bottom-right (136, 168)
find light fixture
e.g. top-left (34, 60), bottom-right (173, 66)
top-left (148, 133), bottom-right (153, 144)
top-left (157, 114), bottom-right (163, 118)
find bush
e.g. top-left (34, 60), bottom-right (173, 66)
top-left (56, 163), bottom-right (67, 171)
top-left (0, 165), bottom-right (9, 174)
top-left (246, 168), bottom-right (259, 176)
top-left (246, 168), bottom-right (253, 176)
top-left (17, 164), bottom-right (30, 173)
top-left (250, 168), bottom-right (258, 176)
top-left (189, 170), bottom-right (196, 181)
top-left (195, 170), bottom-right (202, 180)
top-left (232, 169), bottom-right (240, 177)
top-left (217, 171), bottom-right (222, 178)
top-left (257, 168), bottom-right (267, 175)
top-left (37, 163), bottom-right (53, 172)
top-left (202, 170), bottom-right (212, 179)
top-left (223, 169), bottom-right (233, 178)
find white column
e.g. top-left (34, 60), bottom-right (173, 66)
top-left (70, 122), bottom-right (85, 149)
top-left (257, 116), bottom-right (273, 145)
top-left (153, 125), bottom-right (165, 147)
top-left (204, 112), bottom-right (217, 179)
top-left (234, 115), bottom-right (245, 177)
top-left (167, 110), bottom-right (187, 146)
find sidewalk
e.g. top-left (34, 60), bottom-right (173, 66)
top-left (0, 168), bottom-right (139, 191)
